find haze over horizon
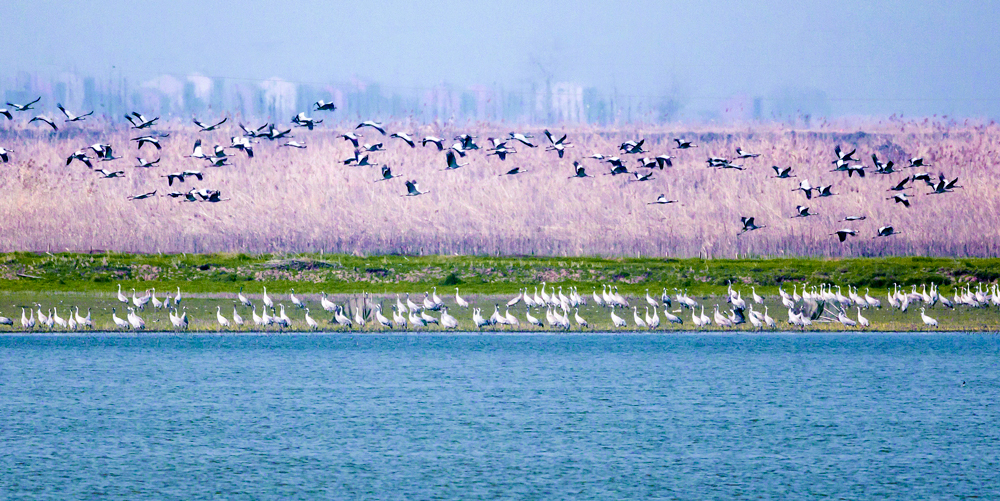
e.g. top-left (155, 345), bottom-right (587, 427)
top-left (3, 0), bottom-right (999, 121)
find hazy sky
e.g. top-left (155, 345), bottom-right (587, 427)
top-left (3, 0), bottom-right (999, 118)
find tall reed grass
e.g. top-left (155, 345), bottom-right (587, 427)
top-left (0, 117), bottom-right (996, 257)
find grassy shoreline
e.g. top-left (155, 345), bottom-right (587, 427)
top-left (2, 253), bottom-right (1000, 332)
top-left (3, 252), bottom-right (1000, 295)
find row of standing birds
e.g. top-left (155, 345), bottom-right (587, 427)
top-left (7, 279), bottom-right (996, 331)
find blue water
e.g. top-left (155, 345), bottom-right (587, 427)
top-left (1, 333), bottom-right (998, 500)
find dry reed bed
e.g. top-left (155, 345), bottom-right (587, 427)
top-left (0, 119), bottom-right (998, 257)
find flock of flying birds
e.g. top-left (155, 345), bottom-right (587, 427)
top-left (0, 96), bottom-right (963, 239)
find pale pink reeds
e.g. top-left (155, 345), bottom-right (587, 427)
top-left (0, 117), bottom-right (997, 257)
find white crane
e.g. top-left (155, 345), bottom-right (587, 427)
top-left (276, 305), bottom-right (291, 329)
top-left (441, 308), bottom-right (459, 329)
top-left (304, 308), bottom-right (319, 330)
top-left (857, 308), bottom-right (870, 328)
top-left (610, 308), bottom-right (627, 328)
top-left (321, 292), bottom-right (337, 313)
top-left (51, 307), bottom-right (68, 329)
top-left (507, 289), bottom-right (523, 307)
top-left (714, 305), bottom-right (733, 328)
top-left (354, 304), bottom-right (367, 327)
top-left (334, 306), bottom-right (352, 327)
top-left (751, 286), bottom-right (763, 304)
top-left (216, 306), bottom-right (231, 329)
top-left (473, 308), bottom-right (489, 329)
top-left (112, 308), bottom-right (128, 330)
top-left (420, 310), bottom-right (439, 325)
top-left (290, 289), bottom-right (304, 308)
top-left (406, 294), bottom-right (421, 313)
top-left (525, 309), bottom-right (543, 327)
top-left (920, 307), bottom-right (938, 327)
top-left (117, 284), bottom-right (128, 304)
top-left (262, 286), bottom-right (274, 308)
top-left (504, 308), bottom-right (519, 326)
top-left (375, 306), bottom-right (392, 328)
top-left (455, 288), bottom-right (469, 308)
top-left (646, 306), bottom-right (660, 329)
top-left (126, 308), bottom-right (145, 330)
top-left (238, 287), bottom-right (252, 307)
top-left (232, 307), bottom-right (244, 326)
top-left (574, 308), bottom-right (588, 328)
top-left (251, 305), bottom-right (264, 326)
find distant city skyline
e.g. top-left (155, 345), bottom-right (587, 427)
top-left (3, 0), bottom-right (998, 121)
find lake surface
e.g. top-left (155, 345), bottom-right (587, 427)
top-left (1, 333), bottom-right (998, 500)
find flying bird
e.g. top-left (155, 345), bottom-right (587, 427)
top-left (193, 117), bottom-right (228, 131)
top-left (0, 147), bottom-right (12, 163)
top-left (445, 150), bottom-right (467, 170)
top-left (508, 132), bottom-right (536, 147)
top-left (772, 166), bottom-right (795, 178)
top-left (357, 121), bottom-right (386, 135)
top-left (739, 216), bottom-right (765, 234)
top-left (875, 225), bottom-right (899, 238)
top-left (339, 132), bottom-right (361, 147)
top-left (833, 145), bottom-right (859, 163)
top-left (57, 104), bottom-right (93, 122)
top-left (832, 229), bottom-right (857, 242)
top-left (6, 97), bottom-right (40, 112)
top-left (500, 167), bottom-right (525, 176)
top-left (390, 132), bottom-right (416, 148)
top-left (735, 147), bottom-right (760, 159)
top-left (291, 112), bottom-right (322, 130)
top-left (421, 136), bottom-right (445, 150)
top-left (404, 180), bottom-right (428, 196)
top-left (314, 100), bottom-right (337, 111)
top-left (125, 112), bottom-right (159, 129)
top-left (135, 157), bottom-right (160, 168)
top-left (674, 138), bottom-right (696, 149)
top-left (376, 165), bottom-right (399, 182)
top-left (66, 150), bottom-right (92, 168)
top-left (97, 169), bottom-right (125, 179)
top-left (793, 205), bottom-right (816, 218)
top-left (128, 190), bottom-right (157, 201)
top-left (648, 194), bottom-right (677, 205)
top-left (887, 193), bottom-right (911, 207)
top-left (132, 135), bottom-right (162, 150)
top-left (569, 161), bottom-right (592, 178)
top-left (29, 115), bottom-right (58, 131)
